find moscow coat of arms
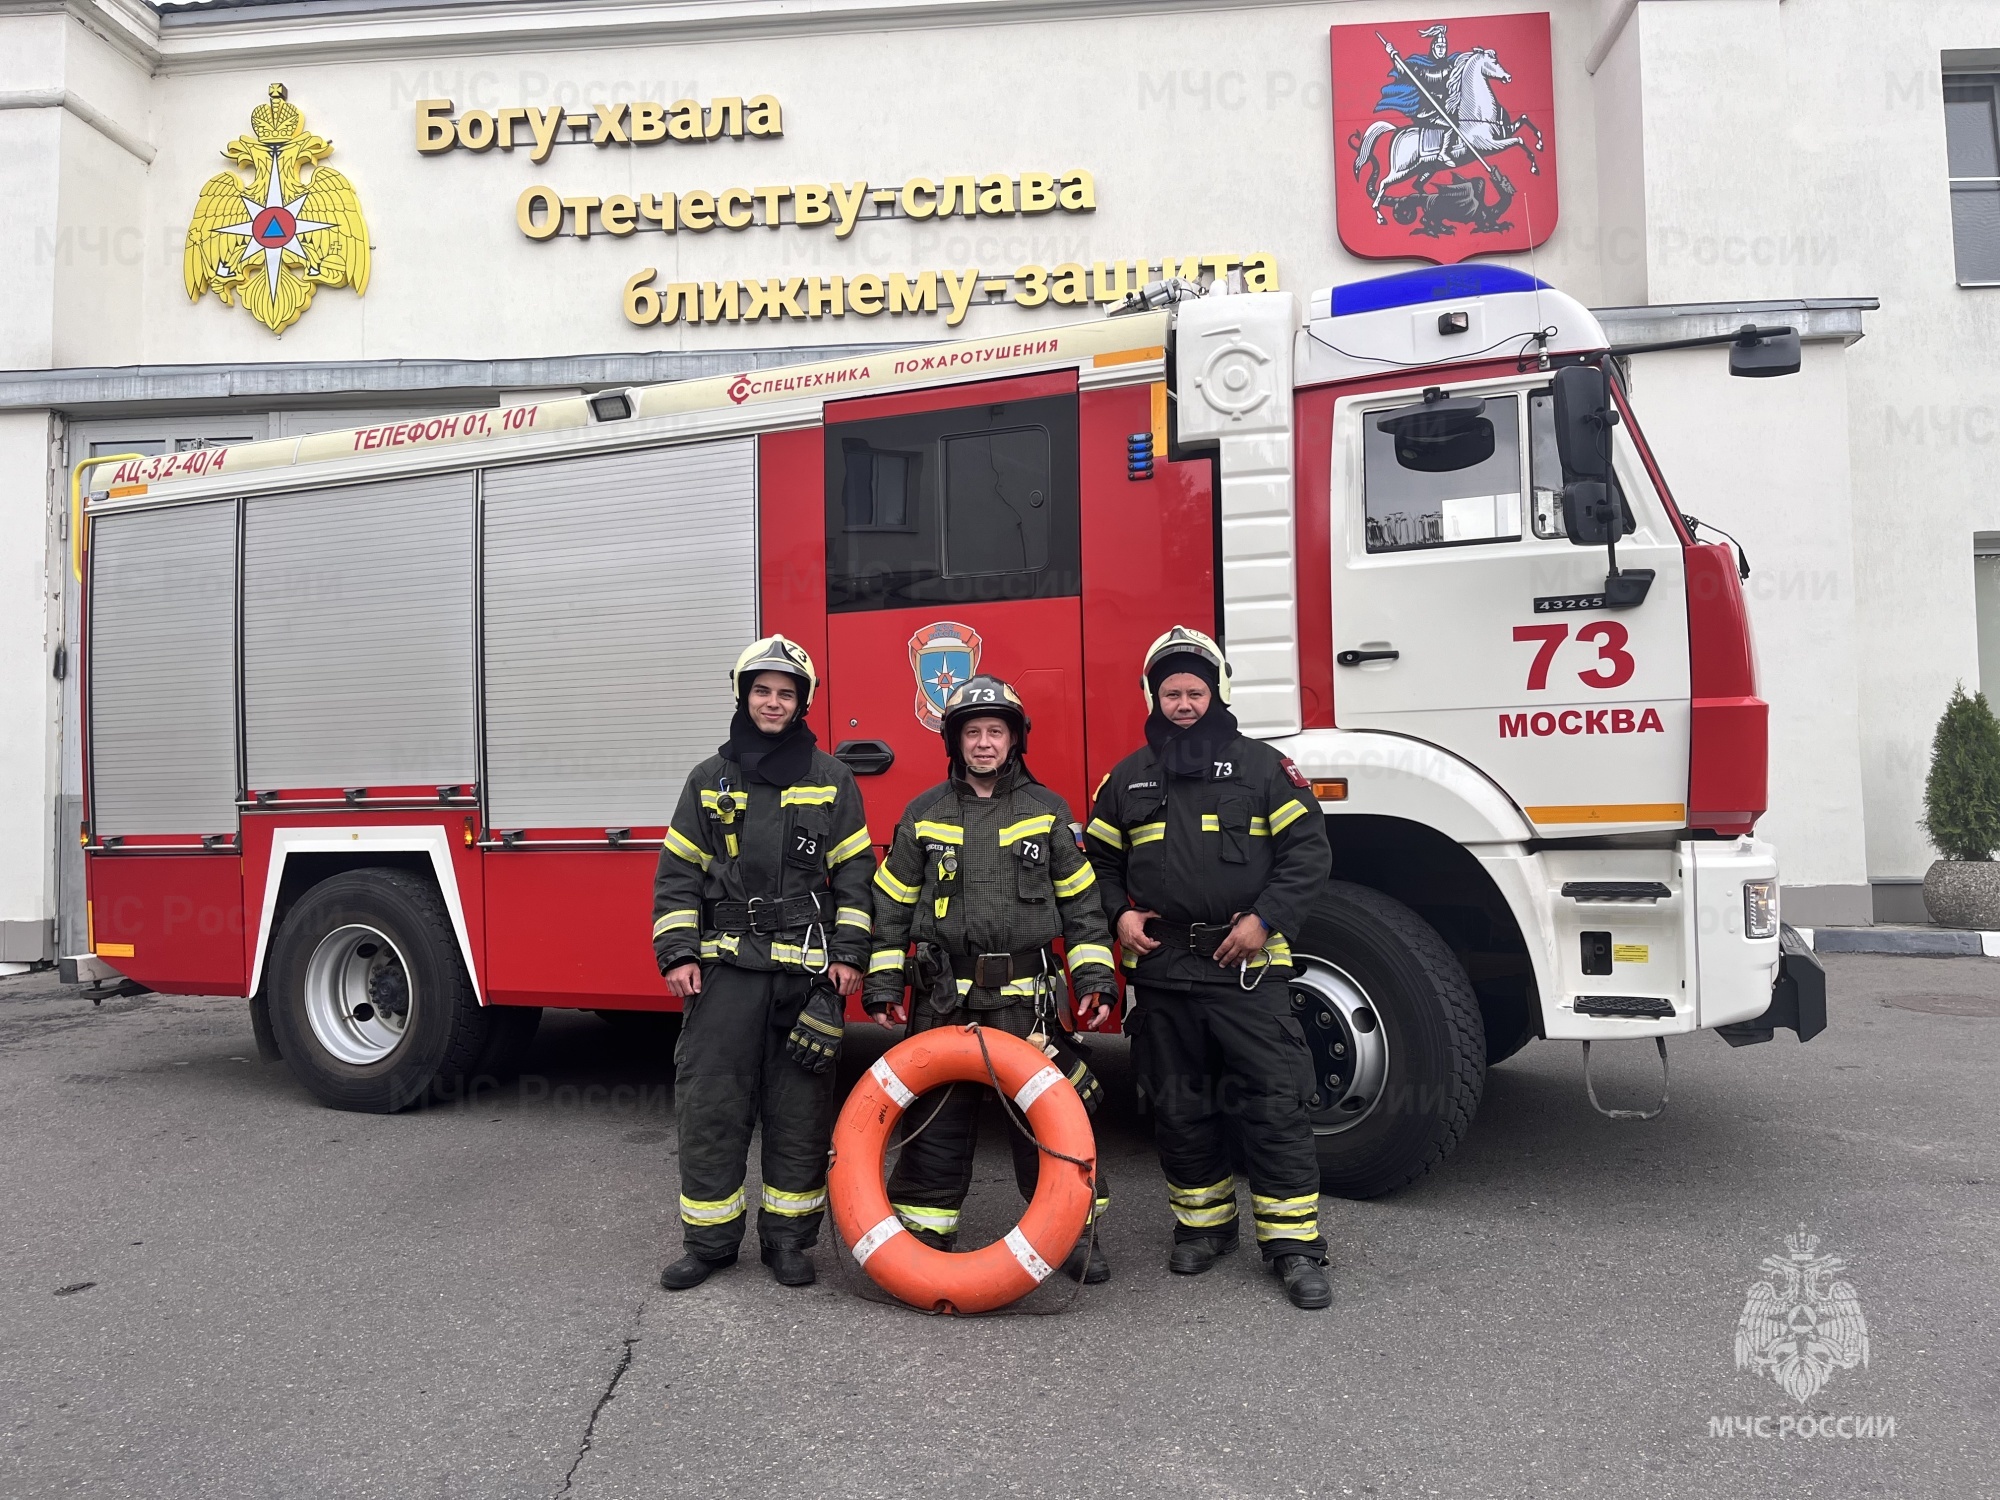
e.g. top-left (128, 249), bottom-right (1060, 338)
top-left (183, 84), bottom-right (371, 334)
top-left (1330, 13), bottom-right (1559, 265)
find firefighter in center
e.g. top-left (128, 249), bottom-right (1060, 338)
top-left (1086, 627), bottom-right (1335, 1310)
top-left (652, 636), bottom-right (876, 1292)
top-left (865, 675), bottom-right (1121, 1283)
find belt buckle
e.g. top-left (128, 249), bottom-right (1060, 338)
top-left (744, 895), bottom-right (770, 935)
top-left (975, 953), bottom-right (1010, 989)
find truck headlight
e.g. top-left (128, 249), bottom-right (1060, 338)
top-left (1743, 879), bottom-right (1777, 940)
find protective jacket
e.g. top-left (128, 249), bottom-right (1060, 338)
top-left (652, 748), bottom-right (875, 975)
top-left (1085, 733), bottom-right (1328, 988)
top-left (866, 764), bottom-right (1117, 1011)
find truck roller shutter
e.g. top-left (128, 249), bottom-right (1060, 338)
top-left (481, 439), bottom-right (757, 828)
top-left (243, 473), bottom-right (476, 789)
top-left (89, 501), bottom-right (240, 836)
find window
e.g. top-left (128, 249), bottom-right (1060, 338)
top-left (1527, 390), bottom-right (1567, 538)
top-left (824, 394), bottom-right (1078, 611)
top-left (943, 427), bottom-right (1051, 575)
top-left (840, 439), bottom-right (916, 530)
top-left (1976, 534), bottom-right (2000, 696)
top-left (1946, 72), bottom-right (2000, 286)
top-left (1363, 393), bottom-right (1523, 552)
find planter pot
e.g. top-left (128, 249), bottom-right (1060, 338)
top-left (1922, 859), bottom-right (2000, 929)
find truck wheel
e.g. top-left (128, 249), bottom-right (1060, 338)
top-left (1291, 881), bottom-right (1486, 1198)
top-left (267, 869), bottom-right (487, 1113)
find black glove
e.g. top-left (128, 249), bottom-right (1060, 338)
top-left (784, 980), bottom-right (845, 1073)
top-left (1043, 1032), bottom-right (1103, 1115)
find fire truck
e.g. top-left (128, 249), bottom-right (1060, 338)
top-left (72, 264), bottom-right (1825, 1197)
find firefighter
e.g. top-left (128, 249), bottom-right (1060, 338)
top-left (652, 635), bottom-right (876, 1292)
top-left (864, 675), bottom-right (1120, 1283)
top-left (1085, 627), bottom-right (1335, 1309)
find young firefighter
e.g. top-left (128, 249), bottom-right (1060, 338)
top-left (652, 635), bottom-right (875, 1292)
top-left (864, 675), bottom-right (1120, 1283)
top-left (1085, 627), bottom-right (1336, 1310)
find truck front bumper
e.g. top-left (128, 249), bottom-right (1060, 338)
top-left (1716, 925), bottom-right (1827, 1046)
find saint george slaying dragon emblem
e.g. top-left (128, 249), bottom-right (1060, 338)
top-left (184, 84), bottom-right (371, 335)
top-left (1734, 1225), bottom-right (1871, 1404)
top-left (1330, 13), bottom-right (1559, 265)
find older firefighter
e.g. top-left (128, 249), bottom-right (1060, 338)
top-left (864, 675), bottom-right (1120, 1283)
top-left (652, 635), bottom-right (875, 1292)
top-left (1085, 627), bottom-right (1335, 1309)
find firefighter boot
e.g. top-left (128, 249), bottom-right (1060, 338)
top-left (1274, 1253), bottom-right (1332, 1310)
top-left (1063, 1235), bottom-right (1110, 1284)
top-left (760, 1246), bottom-right (816, 1287)
top-left (660, 1251), bottom-right (735, 1291)
top-left (1168, 1232), bottom-right (1239, 1275)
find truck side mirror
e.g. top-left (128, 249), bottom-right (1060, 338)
top-left (1728, 326), bottom-right (1801, 378)
top-left (1551, 364), bottom-right (1614, 481)
top-left (1561, 480), bottom-right (1617, 545)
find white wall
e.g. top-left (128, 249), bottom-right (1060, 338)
top-left (100, 0), bottom-right (1610, 367)
top-left (1633, 0), bottom-right (1801, 306)
top-left (1589, 0), bottom-right (1648, 306)
top-left (1777, 0), bottom-right (2000, 882)
top-left (0, 411), bottom-right (57, 938)
top-left (0, 11), bottom-right (67, 369)
top-left (1623, 343), bottom-right (1871, 910)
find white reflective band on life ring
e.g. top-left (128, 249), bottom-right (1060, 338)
top-left (869, 1056), bottom-right (916, 1108)
top-left (852, 1214), bottom-right (905, 1267)
top-left (1012, 1065), bottom-right (1064, 1114)
top-left (1003, 1226), bottom-right (1054, 1284)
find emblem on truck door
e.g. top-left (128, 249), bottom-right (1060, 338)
top-left (908, 621), bottom-right (983, 731)
top-left (183, 83), bottom-right (371, 335)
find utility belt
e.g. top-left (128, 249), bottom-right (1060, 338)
top-left (1143, 919), bottom-right (1237, 958)
top-left (705, 891), bottom-right (828, 935)
top-left (947, 945), bottom-right (1054, 990)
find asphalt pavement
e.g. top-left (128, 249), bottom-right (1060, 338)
top-left (1, 953), bottom-right (1993, 1499)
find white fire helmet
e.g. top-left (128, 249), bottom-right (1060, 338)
top-left (730, 634), bottom-right (818, 709)
top-left (1141, 625), bottom-right (1232, 709)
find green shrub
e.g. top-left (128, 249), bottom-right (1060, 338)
top-left (1921, 684), bottom-right (2000, 860)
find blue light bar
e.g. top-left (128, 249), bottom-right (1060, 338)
top-left (1328, 264), bottom-right (1550, 318)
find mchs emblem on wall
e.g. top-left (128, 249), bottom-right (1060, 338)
top-left (184, 84), bottom-right (371, 335)
top-left (1331, 13), bottom-right (1558, 265)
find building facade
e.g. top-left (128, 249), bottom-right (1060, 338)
top-left (2, 0), bottom-right (1997, 969)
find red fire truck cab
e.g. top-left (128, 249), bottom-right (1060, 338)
top-left (74, 265), bottom-right (1824, 1196)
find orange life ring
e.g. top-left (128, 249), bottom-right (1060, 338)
top-left (828, 1026), bottom-right (1096, 1314)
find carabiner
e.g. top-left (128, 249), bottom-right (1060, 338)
top-left (800, 920), bottom-right (831, 975)
top-left (1238, 948), bottom-right (1271, 991)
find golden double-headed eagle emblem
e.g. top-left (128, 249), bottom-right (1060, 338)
top-left (183, 84), bottom-right (370, 334)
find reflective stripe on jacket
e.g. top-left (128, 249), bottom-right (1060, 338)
top-left (866, 764), bottom-right (1116, 1009)
top-left (1085, 734), bottom-right (1329, 989)
top-left (652, 748), bottom-right (875, 974)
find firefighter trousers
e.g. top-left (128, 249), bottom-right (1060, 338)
top-left (1129, 980), bottom-right (1327, 1261)
top-left (884, 1001), bottom-right (1108, 1245)
top-left (673, 963), bottom-right (838, 1261)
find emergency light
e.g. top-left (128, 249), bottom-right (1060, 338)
top-left (1126, 431), bottom-right (1154, 481)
